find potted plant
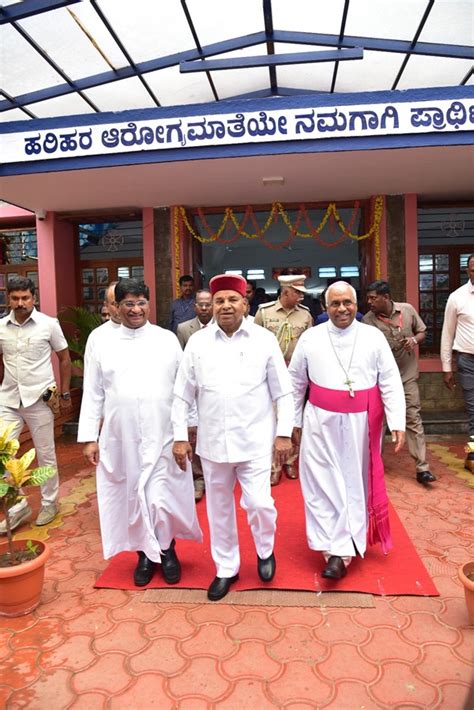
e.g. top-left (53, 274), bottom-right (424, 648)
top-left (0, 421), bottom-right (55, 617)
top-left (60, 306), bottom-right (102, 387)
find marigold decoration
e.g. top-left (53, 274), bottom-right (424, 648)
top-left (172, 207), bottom-right (182, 295)
top-left (175, 197), bottom-right (384, 279)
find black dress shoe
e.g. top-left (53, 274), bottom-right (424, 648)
top-left (161, 539), bottom-right (181, 584)
top-left (257, 552), bottom-right (276, 582)
top-left (416, 470), bottom-right (437, 485)
top-left (322, 555), bottom-right (347, 580)
top-left (207, 574), bottom-right (239, 601)
top-left (134, 551), bottom-right (156, 586)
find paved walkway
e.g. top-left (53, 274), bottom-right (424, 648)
top-left (1, 435), bottom-right (473, 709)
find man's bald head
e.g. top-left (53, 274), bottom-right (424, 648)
top-left (104, 281), bottom-right (121, 325)
top-left (325, 282), bottom-right (358, 329)
top-left (325, 281), bottom-right (357, 306)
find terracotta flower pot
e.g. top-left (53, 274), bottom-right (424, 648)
top-left (458, 561), bottom-right (474, 625)
top-left (0, 539), bottom-right (50, 617)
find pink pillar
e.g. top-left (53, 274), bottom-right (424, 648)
top-left (404, 194), bottom-right (418, 307)
top-left (142, 207), bottom-right (157, 324)
top-left (36, 212), bottom-right (78, 316)
top-left (36, 212), bottom-right (78, 381)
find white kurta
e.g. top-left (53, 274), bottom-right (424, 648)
top-left (171, 317), bottom-right (294, 576)
top-left (289, 320), bottom-right (405, 558)
top-left (172, 318), bottom-right (294, 461)
top-left (78, 321), bottom-right (202, 562)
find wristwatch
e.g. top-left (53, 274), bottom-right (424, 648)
top-left (60, 392), bottom-right (71, 400)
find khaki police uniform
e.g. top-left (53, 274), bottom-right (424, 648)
top-left (255, 298), bottom-right (312, 482)
top-left (363, 302), bottom-right (429, 474)
top-left (254, 299), bottom-right (313, 364)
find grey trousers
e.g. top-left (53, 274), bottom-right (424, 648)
top-left (403, 378), bottom-right (429, 473)
top-left (456, 352), bottom-right (474, 437)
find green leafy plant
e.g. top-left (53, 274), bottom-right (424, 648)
top-left (0, 421), bottom-right (55, 566)
top-left (59, 306), bottom-right (102, 384)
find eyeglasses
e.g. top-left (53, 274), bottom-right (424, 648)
top-left (196, 303), bottom-right (212, 309)
top-left (120, 299), bottom-right (148, 308)
top-left (328, 299), bottom-right (355, 308)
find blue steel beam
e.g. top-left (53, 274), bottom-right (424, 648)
top-left (89, 0), bottom-right (161, 107)
top-left (12, 21), bottom-right (100, 112)
top-left (330, 0), bottom-right (351, 93)
top-left (0, 26), bottom-right (471, 113)
top-left (272, 31), bottom-right (474, 60)
top-left (0, 33), bottom-right (268, 112)
top-left (263, 0), bottom-right (278, 95)
top-left (391, 0), bottom-right (435, 90)
top-left (180, 48), bottom-right (363, 72)
top-left (180, 0), bottom-right (219, 101)
top-left (0, 0), bottom-right (80, 24)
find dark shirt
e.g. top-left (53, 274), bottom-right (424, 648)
top-left (169, 297), bottom-right (195, 334)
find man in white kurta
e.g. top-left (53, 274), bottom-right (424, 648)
top-left (172, 274), bottom-right (294, 601)
top-left (289, 282), bottom-right (405, 580)
top-left (78, 279), bottom-right (202, 587)
top-left (83, 281), bottom-right (121, 372)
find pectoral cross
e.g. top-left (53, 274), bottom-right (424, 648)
top-left (345, 378), bottom-right (355, 398)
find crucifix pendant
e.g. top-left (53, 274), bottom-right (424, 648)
top-left (345, 378), bottom-right (355, 397)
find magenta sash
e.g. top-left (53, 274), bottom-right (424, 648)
top-left (308, 382), bottom-right (392, 554)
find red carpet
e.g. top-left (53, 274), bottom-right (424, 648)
top-left (95, 476), bottom-right (438, 596)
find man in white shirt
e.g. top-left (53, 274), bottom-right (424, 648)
top-left (440, 254), bottom-right (474, 471)
top-left (79, 279), bottom-right (202, 587)
top-left (0, 277), bottom-right (72, 532)
top-left (172, 274), bottom-right (294, 601)
top-left (289, 282), bottom-right (406, 581)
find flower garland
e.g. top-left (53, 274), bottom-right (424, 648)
top-left (178, 197), bottom-right (383, 248)
top-left (172, 206), bottom-right (182, 295)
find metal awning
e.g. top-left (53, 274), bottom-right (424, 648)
top-left (1, 0), bottom-right (473, 123)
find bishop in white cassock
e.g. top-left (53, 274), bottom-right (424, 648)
top-left (78, 279), bottom-right (202, 588)
top-left (172, 274), bottom-right (294, 601)
top-left (289, 282), bottom-right (406, 581)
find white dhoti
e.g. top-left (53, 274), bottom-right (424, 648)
top-left (201, 454), bottom-right (276, 577)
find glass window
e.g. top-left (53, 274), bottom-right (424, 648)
top-left (82, 269), bottom-right (94, 284)
top-left (95, 267), bottom-right (109, 284)
top-left (340, 266), bottom-right (359, 277)
top-left (319, 267), bottom-right (337, 278)
top-left (419, 255), bottom-right (433, 272)
top-left (117, 266), bottom-right (130, 278)
top-left (435, 254), bottom-right (449, 271)
top-left (131, 266), bottom-right (144, 278)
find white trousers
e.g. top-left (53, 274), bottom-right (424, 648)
top-left (201, 454), bottom-right (276, 578)
top-left (0, 399), bottom-right (59, 512)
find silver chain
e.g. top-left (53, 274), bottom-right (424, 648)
top-left (326, 327), bottom-right (359, 397)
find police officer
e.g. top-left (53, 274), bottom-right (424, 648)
top-left (254, 274), bottom-right (313, 485)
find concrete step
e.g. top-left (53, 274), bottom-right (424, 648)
top-left (422, 411), bottom-right (469, 435)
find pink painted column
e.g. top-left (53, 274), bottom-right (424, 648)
top-left (142, 207), bottom-right (157, 324)
top-left (36, 212), bottom-right (78, 381)
top-left (404, 194), bottom-right (419, 307)
top-left (36, 212), bottom-right (77, 316)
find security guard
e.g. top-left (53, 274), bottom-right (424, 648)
top-left (254, 274), bottom-right (313, 485)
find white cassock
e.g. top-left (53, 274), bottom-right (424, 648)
top-left (78, 321), bottom-right (202, 562)
top-left (172, 318), bottom-right (294, 577)
top-left (289, 320), bottom-right (405, 559)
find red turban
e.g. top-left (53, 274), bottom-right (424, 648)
top-left (209, 274), bottom-right (247, 298)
